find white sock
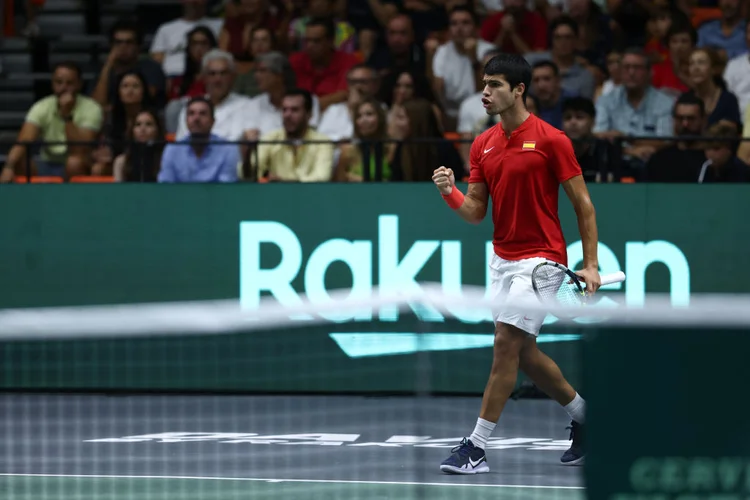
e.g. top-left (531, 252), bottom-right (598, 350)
top-left (564, 393), bottom-right (586, 424)
top-left (468, 418), bottom-right (496, 449)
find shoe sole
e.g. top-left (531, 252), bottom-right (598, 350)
top-left (440, 464), bottom-right (490, 475)
top-left (561, 456), bottom-right (585, 466)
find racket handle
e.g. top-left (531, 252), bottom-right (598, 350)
top-left (600, 271), bottom-right (626, 286)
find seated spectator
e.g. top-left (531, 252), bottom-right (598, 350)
top-left (167, 26), bottom-right (217, 101)
top-left (335, 98), bottom-right (392, 182)
top-left (91, 18), bottom-right (167, 110)
top-left (722, 21), bottom-right (750, 116)
top-left (175, 49), bottom-right (254, 141)
top-left (525, 16), bottom-right (595, 99)
top-left (113, 109), bottom-right (165, 182)
top-left (149, 0), bottom-right (223, 77)
top-left (595, 49), bottom-right (622, 100)
top-left (643, 6), bottom-right (679, 65)
top-left (567, 0), bottom-right (614, 72)
top-left (0, 62), bottom-right (103, 182)
top-left (699, 121), bottom-right (750, 182)
top-left (651, 21), bottom-right (696, 98)
top-left (243, 52), bottom-right (320, 140)
top-left (219, 0), bottom-right (288, 62)
top-left (92, 70), bottom-right (157, 176)
top-left (645, 93), bottom-right (708, 182)
top-left (697, 0), bottom-right (747, 59)
top-left (379, 69), bottom-right (443, 128)
top-left (345, 0), bottom-right (399, 61)
top-left (594, 48), bottom-right (676, 171)
top-left (530, 61), bottom-right (577, 130)
top-left (432, 6), bottom-right (496, 127)
top-left (686, 47), bottom-right (741, 130)
top-left (289, 17), bottom-right (359, 112)
top-left (159, 96), bottom-right (238, 183)
top-left (288, 0), bottom-right (356, 53)
top-left (233, 26), bottom-right (295, 98)
top-left (562, 96), bottom-right (618, 183)
top-left (317, 64), bottom-right (382, 142)
top-left (479, 0), bottom-right (548, 55)
top-left (739, 103), bottom-right (750, 165)
top-left (388, 98), bottom-right (462, 181)
top-left (251, 89), bottom-right (334, 182)
top-left (367, 14), bottom-right (428, 78)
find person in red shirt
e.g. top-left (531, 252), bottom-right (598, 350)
top-left (289, 17), bottom-right (358, 112)
top-left (432, 53), bottom-right (601, 474)
top-left (651, 21), bottom-right (696, 97)
top-left (479, 0), bottom-right (547, 54)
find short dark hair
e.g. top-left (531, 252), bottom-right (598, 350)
top-left (186, 96), bottom-right (215, 117)
top-left (52, 61), bottom-right (82, 79)
top-left (284, 88), bottom-right (314, 113)
top-left (622, 47), bottom-right (651, 68)
top-left (532, 60), bottom-right (560, 76)
top-left (306, 17), bottom-right (336, 40)
top-left (108, 18), bottom-right (143, 45)
top-left (666, 20), bottom-right (697, 46)
top-left (347, 63), bottom-right (377, 77)
top-left (549, 15), bottom-right (578, 37)
top-left (449, 5), bottom-right (478, 25)
top-left (484, 53), bottom-right (532, 99)
top-left (562, 97), bottom-right (596, 118)
top-left (674, 92), bottom-right (705, 116)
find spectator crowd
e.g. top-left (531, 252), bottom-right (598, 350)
top-left (2, 0), bottom-right (750, 184)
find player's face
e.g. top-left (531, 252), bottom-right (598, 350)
top-left (562, 110), bottom-right (593, 140)
top-left (355, 103), bottom-right (379, 137)
top-left (132, 112), bottom-right (159, 142)
top-left (481, 74), bottom-right (521, 116)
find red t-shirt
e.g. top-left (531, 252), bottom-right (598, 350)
top-left (468, 114), bottom-right (582, 265)
top-left (651, 58), bottom-right (690, 93)
top-left (289, 50), bottom-right (358, 97)
top-left (480, 11), bottom-right (548, 54)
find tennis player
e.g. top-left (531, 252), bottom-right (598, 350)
top-left (433, 53), bottom-right (601, 473)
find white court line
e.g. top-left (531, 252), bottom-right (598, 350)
top-left (0, 473), bottom-right (585, 490)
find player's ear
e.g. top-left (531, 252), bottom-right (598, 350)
top-left (514, 83), bottom-right (526, 99)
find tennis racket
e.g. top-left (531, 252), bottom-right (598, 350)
top-left (531, 261), bottom-right (626, 309)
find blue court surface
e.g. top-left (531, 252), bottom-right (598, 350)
top-left (0, 394), bottom-right (585, 499)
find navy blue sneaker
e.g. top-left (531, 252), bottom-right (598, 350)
top-left (560, 420), bottom-right (584, 465)
top-left (440, 438), bottom-right (489, 474)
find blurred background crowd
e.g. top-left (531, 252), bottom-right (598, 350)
top-left (0, 0), bottom-right (748, 183)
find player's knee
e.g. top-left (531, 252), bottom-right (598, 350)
top-left (491, 323), bottom-right (526, 368)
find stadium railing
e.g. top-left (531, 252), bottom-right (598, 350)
top-left (0, 135), bottom-right (747, 184)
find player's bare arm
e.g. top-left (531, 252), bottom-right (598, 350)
top-left (432, 166), bottom-right (489, 224)
top-left (562, 175), bottom-right (601, 293)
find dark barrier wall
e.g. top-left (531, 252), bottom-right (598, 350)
top-left (1, 184), bottom-right (747, 393)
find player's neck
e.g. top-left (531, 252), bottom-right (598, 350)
top-left (499, 107), bottom-right (531, 136)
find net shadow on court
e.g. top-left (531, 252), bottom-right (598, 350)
top-left (0, 393), bottom-right (584, 500)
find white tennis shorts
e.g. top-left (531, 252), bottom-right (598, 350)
top-left (488, 254), bottom-right (549, 336)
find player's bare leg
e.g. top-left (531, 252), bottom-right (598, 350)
top-left (439, 322), bottom-right (525, 475)
top-left (518, 336), bottom-right (576, 406)
top-left (478, 323), bottom-right (527, 422)
top-left (519, 336), bottom-right (587, 465)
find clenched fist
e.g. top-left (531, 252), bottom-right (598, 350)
top-left (432, 166), bottom-right (455, 195)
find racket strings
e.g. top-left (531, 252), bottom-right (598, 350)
top-left (532, 265), bottom-right (584, 308)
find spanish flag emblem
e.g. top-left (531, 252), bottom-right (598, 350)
top-left (522, 141), bottom-right (536, 150)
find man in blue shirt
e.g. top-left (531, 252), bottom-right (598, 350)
top-left (158, 96), bottom-right (239, 183)
top-left (697, 0), bottom-right (747, 59)
top-left (530, 60), bottom-right (577, 130)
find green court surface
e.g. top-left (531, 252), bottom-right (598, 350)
top-left (0, 475), bottom-right (586, 500)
